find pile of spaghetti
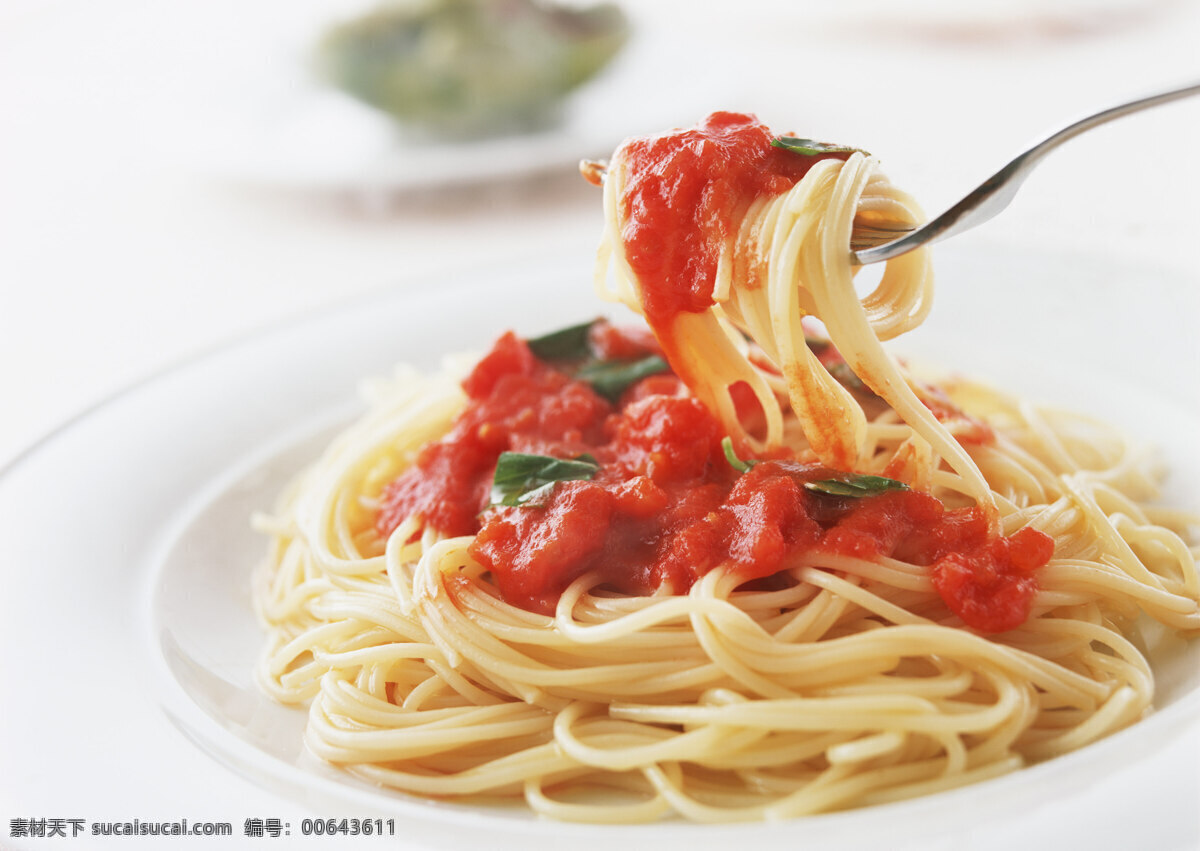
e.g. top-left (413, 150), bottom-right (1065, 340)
top-left (254, 112), bottom-right (1199, 822)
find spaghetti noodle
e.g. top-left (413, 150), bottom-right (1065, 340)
top-left (254, 112), bottom-right (1199, 822)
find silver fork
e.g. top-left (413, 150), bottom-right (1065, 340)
top-left (850, 79), bottom-right (1200, 265)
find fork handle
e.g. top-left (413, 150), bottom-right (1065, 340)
top-left (852, 79), bottom-right (1200, 265)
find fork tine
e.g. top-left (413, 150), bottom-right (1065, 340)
top-left (849, 223), bottom-right (916, 252)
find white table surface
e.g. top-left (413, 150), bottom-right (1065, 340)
top-left (2, 0), bottom-right (1199, 848)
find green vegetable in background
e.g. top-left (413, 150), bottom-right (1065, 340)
top-left (316, 0), bottom-right (630, 138)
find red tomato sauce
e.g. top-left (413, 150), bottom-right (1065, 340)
top-left (616, 111), bottom-right (846, 326)
top-left (376, 330), bottom-right (1052, 632)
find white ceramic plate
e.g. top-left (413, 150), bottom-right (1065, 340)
top-left (2, 244), bottom-right (1198, 850)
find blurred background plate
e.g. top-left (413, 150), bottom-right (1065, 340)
top-left (186, 10), bottom-right (737, 192)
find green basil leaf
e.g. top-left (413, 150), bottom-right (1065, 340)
top-left (771, 137), bottom-right (868, 157)
top-left (722, 436), bottom-right (759, 473)
top-left (526, 320), bottom-right (596, 361)
top-left (576, 354), bottom-right (669, 401)
top-left (489, 452), bottom-right (600, 507)
top-left (805, 474), bottom-right (909, 498)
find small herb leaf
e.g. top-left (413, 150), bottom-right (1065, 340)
top-left (489, 452), bottom-right (600, 507)
top-left (576, 355), bottom-right (669, 401)
top-left (772, 137), bottom-right (868, 157)
top-left (722, 437), bottom-right (759, 473)
top-left (526, 320), bottom-right (595, 361)
top-left (805, 474), bottom-right (909, 498)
